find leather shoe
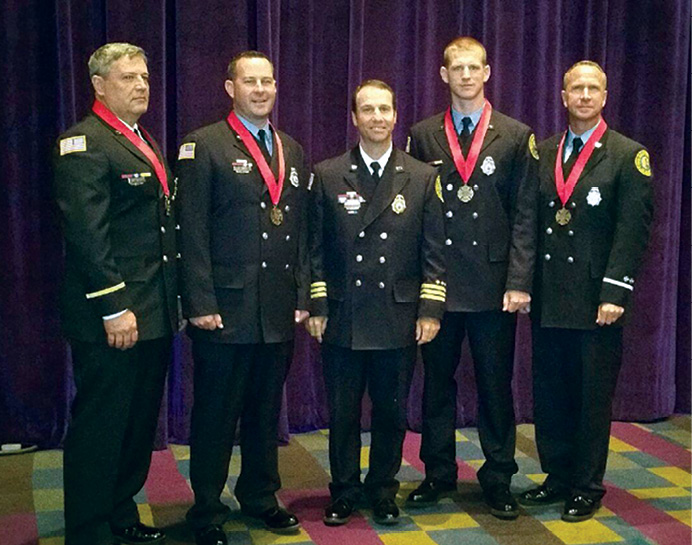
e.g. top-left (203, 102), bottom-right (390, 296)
top-left (323, 498), bottom-right (354, 526)
top-left (562, 494), bottom-right (601, 522)
top-left (518, 484), bottom-right (568, 506)
top-left (484, 486), bottom-right (519, 520)
top-left (372, 498), bottom-right (399, 525)
top-left (113, 522), bottom-right (165, 544)
top-left (251, 507), bottom-right (300, 533)
top-left (194, 524), bottom-right (227, 545)
top-left (407, 480), bottom-right (456, 506)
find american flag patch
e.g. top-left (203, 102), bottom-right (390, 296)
top-left (60, 135), bottom-right (87, 155)
top-left (178, 142), bottom-right (196, 160)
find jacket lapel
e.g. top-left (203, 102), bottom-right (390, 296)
top-left (361, 149), bottom-right (410, 229)
top-left (577, 128), bottom-right (608, 181)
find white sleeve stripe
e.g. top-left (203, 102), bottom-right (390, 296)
top-left (603, 277), bottom-right (634, 291)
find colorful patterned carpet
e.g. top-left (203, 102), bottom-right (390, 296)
top-left (1, 417), bottom-right (689, 545)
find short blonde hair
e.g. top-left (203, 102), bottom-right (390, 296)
top-left (563, 61), bottom-right (607, 90)
top-left (88, 43), bottom-right (147, 78)
top-left (443, 36), bottom-right (487, 67)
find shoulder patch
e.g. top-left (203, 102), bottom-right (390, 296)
top-left (528, 133), bottom-right (539, 160)
top-left (406, 135), bottom-right (411, 154)
top-left (178, 142), bottom-right (196, 160)
top-left (60, 135), bottom-right (87, 155)
top-left (634, 149), bottom-right (651, 177)
top-left (435, 175), bottom-right (444, 203)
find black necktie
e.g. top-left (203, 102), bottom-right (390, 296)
top-left (564, 137), bottom-right (583, 176)
top-left (257, 129), bottom-right (271, 160)
top-left (458, 117), bottom-right (473, 152)
top-left (371, 161), bottom-right (381, 183)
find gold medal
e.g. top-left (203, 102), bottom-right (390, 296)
top-left (270, 206), bottom-right (283, 226)
top-left (457, 185), bottom-right (474, 203)
top-left (555, 207), bottom-right (571, 226)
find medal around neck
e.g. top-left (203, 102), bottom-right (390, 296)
top-left (457, 185), bottom-right (474, 203)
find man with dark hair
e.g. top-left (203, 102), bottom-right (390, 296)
top-left (406, 36), bottom-right (538, 519)
top-left (54, 42), bottom-right (177, 545)
top-left (307, 79), bottom-right (446, 527)
top-left (177, 51), bottom-right (309, 545)
top-left (520, 60), bottom-right (653, 522)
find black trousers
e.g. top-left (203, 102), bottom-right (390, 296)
top-left (532, 325), bottom-right (623, 500)
top-left (186, 341), bottom-right (293, 529)
top-left (420, 310), bottom-right (518, 490)
top-left (322, 343), bottom-right (416, 503)
top-left (63, 337), bottom-right (171, 545)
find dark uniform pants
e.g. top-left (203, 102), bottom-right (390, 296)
top-left (322, 343), bottom-right (416, 503)
top-left (64, 337), bottom-right (171, 545)
top-left (532, 325), bottom-right (623, 500)
top-left (420, 311), bottom-right (518, 490)
top-left (186, 341), bottom-right (293, 529)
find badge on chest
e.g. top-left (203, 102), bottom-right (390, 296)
top-left (121, 172), bottom-right (152, 186)
top-left (232, 159), bottom-right (253, 174)
top-left (338, 191), bottom-right (366, 214)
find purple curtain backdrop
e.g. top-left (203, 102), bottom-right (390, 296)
top-left (0, 1), bottom-right (689, 449)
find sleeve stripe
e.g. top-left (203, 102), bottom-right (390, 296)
top-left (311, 292), bottom-right (327, 299)
top-left (85, 281), bottom-right (126, 299)
top-left (603, 278), bottom-right (634, 291)
top-left (421, 282), bottom-right (446, 288)
top-left (420, 293), bottom-right (446, 302)
top-left (311, 281), bottom-right (327, 288)
top-left (421, 286), bottom-right (446, 295)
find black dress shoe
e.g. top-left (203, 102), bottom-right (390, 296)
top-left (484, 486), bottom-right (519, 520)
top-left (194, 524), bottom-right (227, 545)
top-left (252, 507), bottom-right (300, 533)
top-left (372, 498), bottom-right (399, 525)
top-left (518, 484), bottom-right (568, 506)
top-left (562, 494), bottom-right (601, 522)
top-left (323, 498), bottom-right (354, 526)
top-left (407, 480), bottom-right (456, 505)
top-left (113, 522), bottom-right (165, 544)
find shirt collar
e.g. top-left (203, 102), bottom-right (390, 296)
top-left (567, 120), bottom-right (602, 148)
top-left (235, 112), bottom-right (270, 139)
top-left (359, 142), bottom-right (393, 175)
top-left (451, 105), bottom-right (484, 134)
top-left (118, 117), bottom-right (139, 134)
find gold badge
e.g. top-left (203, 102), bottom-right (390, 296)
top-left (60, 135), bottom-right (87, 155)
top-left (270, 206), bottom-right (283, 226)
top-left (435, 175), bottom-right (444, 202)
top-left (392, 194), bottom-right (406, 214)
top-left (458, 185), bottom-right (474, 203)
top-left (555, 207), bottom-right (572, 225)
top-left (635, 149), bottom-right (651, 177)
top-left (529, 133), bottom-right (539, 160)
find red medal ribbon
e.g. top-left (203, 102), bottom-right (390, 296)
top-left (554, 119), bottom-right (608, 206)
top-left (443, 99), bottom-right (493, 184)
top-left (92, 100), bottom-right (169, 195)
top-left (226, 111), bottom-right (285, 206)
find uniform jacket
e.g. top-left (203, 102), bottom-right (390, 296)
top-left (177, 120), bottom-right (309, 344)
top-left (53, 114), bottom-right (178, 342)
top-left (532, 127), bottom-right (654, 330)
top-left (408, 109), bottom-right (539, 312)
top-left (309, 147), bottom-right (446, 350)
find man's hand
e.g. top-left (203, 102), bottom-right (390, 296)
top-left (295, 310), bottom-right (310, 324)
top-left (307, 316), bottom-right (328, 343)
top-left (596, 303), bottom-right (624, 326)
top-left (104, 310), bottom-right (138, 350)
top-left (416, 317), bottom-right (441, 345)
top-left (503, 290), bottom-right (531, 313)
top-left (190, 314), bottom-right (224, 330)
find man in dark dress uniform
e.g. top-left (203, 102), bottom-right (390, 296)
top-left (177, 51), bottom-right (309, 545)
top-left (53, 43), bottom-right (178, 545)
top-left (307, 80), bottom-right (446, 527)
top-left (520, 61), bottom-right (654, 522)
top-left (406, 37), bottom-right (538, 519)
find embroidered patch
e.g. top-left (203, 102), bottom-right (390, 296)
top-left (635, 149), bottom-right (651, 177)
top-left (529, 133), bottom-right (539, 160)
top-left (178, 142), bottom-right (195, 160)
top-left (60, 135), bottom-right (87, 155)
top-left (587, 186), bottom-right (602, 206)
top-left (481, 156), bottom-right (496, 176)
top-left (232, 159), bottom-right (253, 174)
top-left (435, 175), bottom-right (444, 203)
top-left (290, 167), bottom-right (300, 187)
top-left (392, 194), bottom-right (406, 214)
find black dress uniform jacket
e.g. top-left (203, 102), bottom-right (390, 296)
top-left (54, 114), bottom-right (178, 341)
top-left (408, 110), bottom-right (538, 311)
top-left (177, 120), bottom-right (309, 343)
top-left (309, 147), bottom-right (446, 350)
top-left (533, 128), bottom-right (654, 329)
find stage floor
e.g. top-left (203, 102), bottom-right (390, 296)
top-left (1, 417), bottom-right (689, 545)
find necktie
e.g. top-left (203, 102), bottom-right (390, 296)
top-left (458, 117), bottom-right (473, 152)
top-left (564, 137), bottom-right (584, 176)
top-left (257, 128), bottom-right (271, 160)
top-left (371, 161), bottom-right (381, 183)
